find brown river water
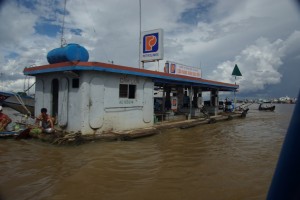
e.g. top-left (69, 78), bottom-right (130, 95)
top-left (0, 104), bottom-right (295, 200)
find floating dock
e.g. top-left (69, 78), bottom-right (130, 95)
top-left (3, 110), bottom-right (248, 145)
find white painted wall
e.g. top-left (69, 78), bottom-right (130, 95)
top-left (35, 74), bottom-right (82, 132)
top-left (35, 75), bottom-right (53, 117)
top-left (34, 79), bottom-right (44, 117)
top-left (67, 75), bottom-right (82, 132)
top-left (35, 71), bottom-right (154, 135)
top-left (80, 72), bottom-right (154, 135)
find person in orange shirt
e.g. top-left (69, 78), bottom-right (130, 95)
top-left (0, 106), bottom-right (12, 131)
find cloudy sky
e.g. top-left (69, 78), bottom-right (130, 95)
top-left (0, 0), bottom-right (299, 98)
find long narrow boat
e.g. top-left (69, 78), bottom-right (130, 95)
top-left (0, 131), bottom-right (20, 138)
top-left (258, 103), bottom-right (275, 111)
top-left (0, 91), bottom-right (34, 116)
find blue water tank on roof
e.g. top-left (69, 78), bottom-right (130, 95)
top-left (47, 43), bottom-right (89, 64)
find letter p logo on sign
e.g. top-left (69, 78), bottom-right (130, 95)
top-left (141, 29), bottom-right (164, 61)
top-left (143, 33), bottom-right (159, 53)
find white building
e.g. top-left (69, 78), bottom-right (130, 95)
top-left (24, 61), bottom-right (238, 135)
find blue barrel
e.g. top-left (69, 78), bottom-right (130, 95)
top-left (47, 43), bottom-right (89, 64)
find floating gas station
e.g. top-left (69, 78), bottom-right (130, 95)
top-left (23, 29), bottom-right (240, 138)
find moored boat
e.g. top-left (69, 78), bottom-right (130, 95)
top-left (0, 131), bottom-right (20, 138)
top-left (0, 91), bottom-right (34, 116)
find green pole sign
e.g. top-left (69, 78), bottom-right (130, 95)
top-left (232, 64), bottom-right (242, 76)
top-left (232, 64), bottom-right (242, 111)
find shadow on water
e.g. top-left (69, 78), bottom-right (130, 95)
top-left (0, 104), bottom-right (295, 200)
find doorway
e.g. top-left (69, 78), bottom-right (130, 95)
top-left (52, 79), bottom-right (59, 117)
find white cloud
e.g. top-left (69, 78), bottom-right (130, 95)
top-left (0, 2), bottom-right (37, 46)
top-left (208, 31), bottom-right (300, 93)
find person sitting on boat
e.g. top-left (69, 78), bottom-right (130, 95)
top-left (35, 108), bottom-right (54, 131)
top-left (0, 106), bottom-right (12, 131)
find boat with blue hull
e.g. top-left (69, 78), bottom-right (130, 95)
top-left (0, 131), bottom-right (20, 138)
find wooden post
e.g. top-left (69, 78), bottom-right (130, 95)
top-left (188, 85), bottom-right (193, 120)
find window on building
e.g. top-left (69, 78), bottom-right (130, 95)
top-left (119, 84), bottom-right (128, 98)
top-left (128, 85), bottom-right (136, 99)
top-left (72, 78), bottom-right (79, 88)
top-left (119, 84), bottom-right (136, 99)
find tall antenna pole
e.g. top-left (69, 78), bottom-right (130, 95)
top-left (138, 0), bottom-right (142, 68)
top-left (61, 0), bottom-right (67, 47)
top-left (234, 75), bottom-right (236, 111)
top-left (0, 72), bottom-right (3, 90)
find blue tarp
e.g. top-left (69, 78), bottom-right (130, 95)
top-left (267, 91), bottom-right (300, 199)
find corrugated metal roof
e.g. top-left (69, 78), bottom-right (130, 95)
top-left (23, 61), bottom-right (238, 91)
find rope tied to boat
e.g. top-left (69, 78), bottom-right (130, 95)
top-left (14, 93), bottom-right (32, 117)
